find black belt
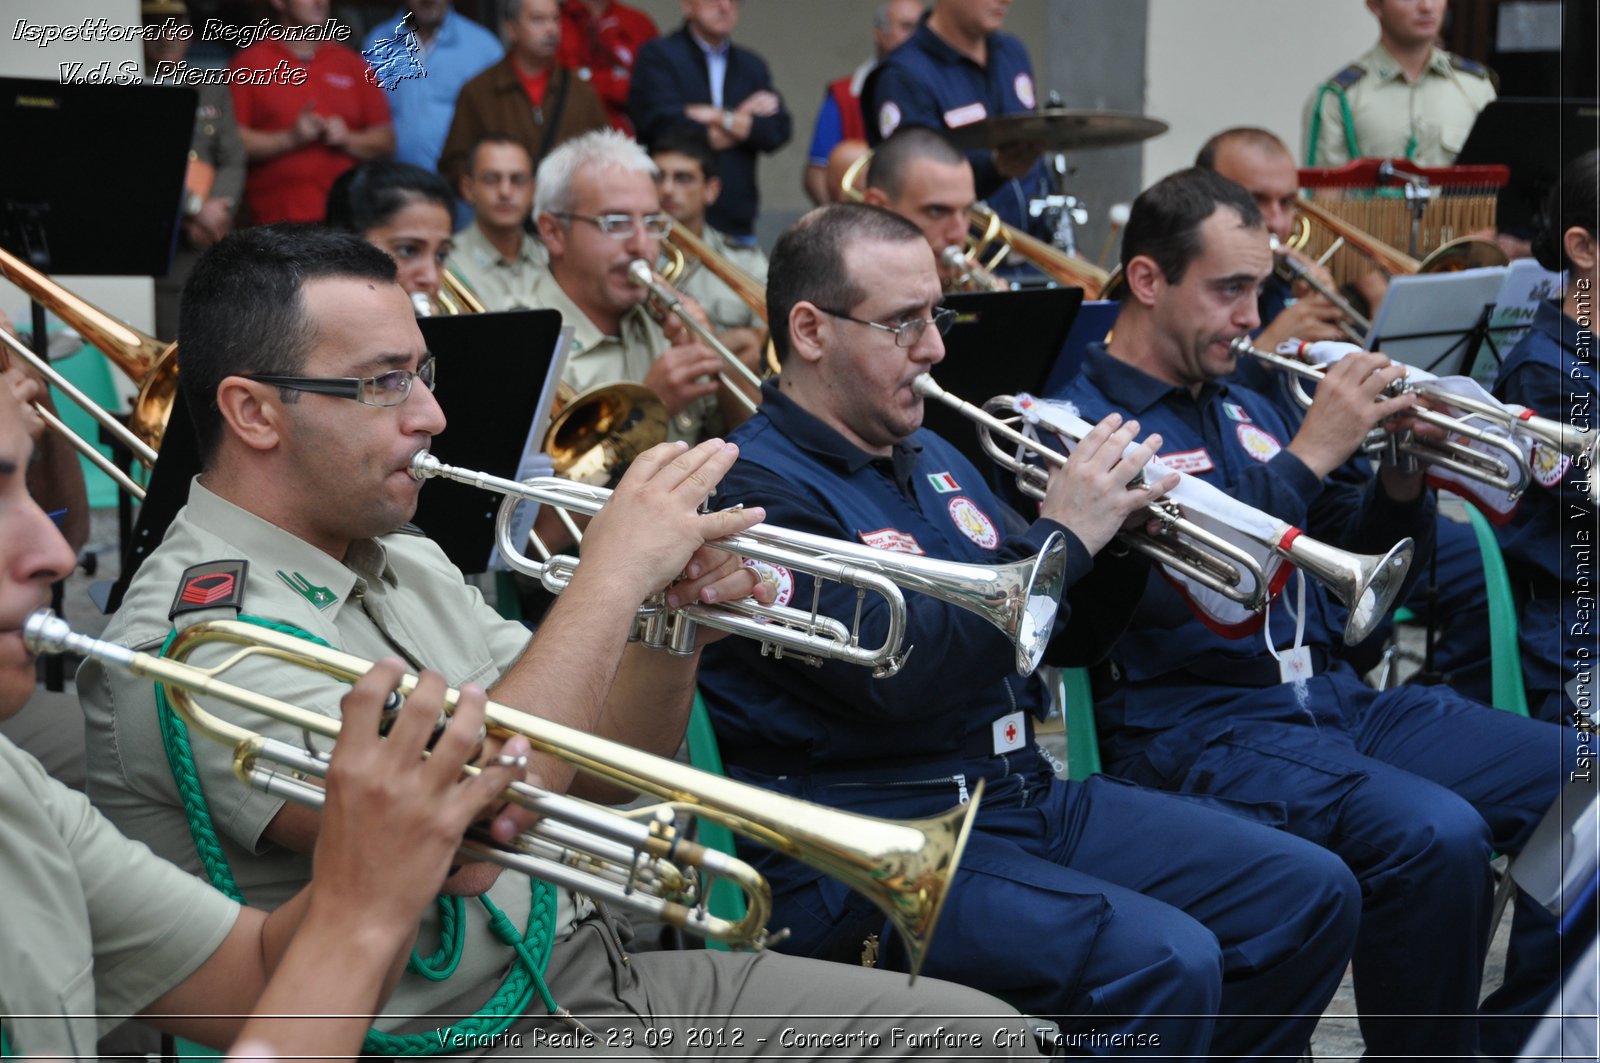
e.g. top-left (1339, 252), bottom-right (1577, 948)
top-left (725, 718), bottom-right (1036, 779)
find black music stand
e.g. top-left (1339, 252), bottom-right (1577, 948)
top-left (105, 385), bottom-right (202, 613)
top-left (926, 288), bottom-right (1083, 474)
top-left (411, 309), bottom-right (566, 574)
top-left (0, 78), bottom-right (196, 275)
top-left (1456, 97), bottom-right (1600, 237)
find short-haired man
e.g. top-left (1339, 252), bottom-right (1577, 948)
top-left (861, 126), bottom-right (978, 290)
top-left (0, 381), bottom-right (523, 1062)
top-left (628, 0), bottom-right (792, 240)
top-left (447, 136), bottom-right (549, 310)
top-left (80, 225), bottom-right (1040, 1055)
top-left (698, 202), bottom-right (1363, 1058)
top-left (438, 0), bottom-right (610, 192)
top-left (230, 0), bottom-right (395, 224)
top-left (864, 0), bottom-right (1045, 232)
top-left (532, 129), bottom-right (755, 441)
top-left (803, 0), bottom-right (924, 206)
top-left (649, 125), bottom-right (768, 364)
top-left (1305, 0), bottom-right (1496, 167)
top-left (362, 0), bottom-right (504, 172)
top-left (1058, 166), bottom-right (1585, 1059)
top-left (1198, 125), bottom-right (1495, 703)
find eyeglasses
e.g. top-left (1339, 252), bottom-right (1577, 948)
top-left (813, 305), bottom-right (957, 348)
top-left (553, 211), bottom-right (674, 239)
top-left (247, 356), bottom-right (436, 408)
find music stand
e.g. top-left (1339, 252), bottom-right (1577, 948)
top-left (0, 78), bottom-right (196, 275)
top-left (1456, 97), bottom-right (1600, 237)
top-left (925, 288), bottom-right (1083, 474)
top-left (1366, 267), bottom-right (1507, 378)
top-left (105, 384), bottom-right (202, 614)
top-left (411, 309), bottom-right (567, 574)
top-left (1476, 258), bottom-right (1565, 382)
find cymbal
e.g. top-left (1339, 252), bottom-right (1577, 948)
top-left (944, 108), bottom-right (1169, 152)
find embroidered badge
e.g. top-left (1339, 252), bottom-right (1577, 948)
top-left (278, 570), bottom-right (338, 610)
top-left (1013, 73), bottom-right (1036, 110)
top-left (947, 495), bottom-right (1000, 549)
top-left (742, 559), bottom-right (794, 607)
top-left (169, 560), bottom-right (248, 620)
top-left (878, 101), bottom-right (902, 138)
top-left (1221, 401), bottom-right (1252, 423)
top-left (943, 102), bottom-right (988, 128)
top-left (1159, 447), bottom-right (1215, 475)
top-left (992, 710), bottom-right (1027, 755)
top-left (927, 472), bottom-right (961, 494)
top-left (859, 527), bottom-right (926, 555)
top-left (1236, 423), bottom-right (1283, 463)
top-left (1531, 441), bottom-right (1572, 488)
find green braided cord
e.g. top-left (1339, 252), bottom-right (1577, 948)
top-left (153, 614), bottom-right (558, 1054)
top-left (1306, 82), bottom-right (1360, 166)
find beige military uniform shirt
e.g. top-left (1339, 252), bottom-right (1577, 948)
top-left (0, 736), bottom-right (238, 1059)
top-left (79, 481), bottom-right (588, 1035)
top-left (446, 224), bottom-right (550, 312)
top-left (1303, 42), bottom-right (1496, 168)
top-left (673, 226), bottom-right (769, 335)
top-left (525, 268), bottom-right (720, 442)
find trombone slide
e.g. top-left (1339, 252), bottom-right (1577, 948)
top-left (628, 260), bottom-right (761, 416)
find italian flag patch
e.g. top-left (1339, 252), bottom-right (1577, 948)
top-left (928, 472), bottom-right (960, 493)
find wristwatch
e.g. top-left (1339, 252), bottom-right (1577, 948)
top-left (720, 109), bottom-right (735, 133)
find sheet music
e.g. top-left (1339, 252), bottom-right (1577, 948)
top-left (1367, 266), bottom-right (1507, 376)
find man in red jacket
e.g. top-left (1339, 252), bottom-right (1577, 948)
top-left (557, 0), bottom-right (659, 133)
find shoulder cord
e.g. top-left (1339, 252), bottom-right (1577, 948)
top-left (153, 616), bottom-right (562, 1054)
top-left (1306, 82), bottom-right (1360, 166)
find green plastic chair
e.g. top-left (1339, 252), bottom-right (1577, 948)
top-left (1460, 504), bottom-right (1530, 717)
top-left (1059, 668), bottom-right (1102, 780)
top-left (47, 344), bottom-right (134, 509)
top-left (683, 691), bottom-right (748, 948)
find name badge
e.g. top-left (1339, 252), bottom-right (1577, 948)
top-left (944, 102), bottom-right (988, 128)
top-left (992, 711), bottom-right (1027, 755)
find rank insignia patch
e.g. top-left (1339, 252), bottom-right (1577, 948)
top-left (169, 560), bottom-right (248, 619)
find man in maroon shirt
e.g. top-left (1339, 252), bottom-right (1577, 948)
top-left (229, 0), bottom-right (394, 224)
top-left (557, 0), bottom-right (658, 134)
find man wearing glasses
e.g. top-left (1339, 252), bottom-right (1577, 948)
top-left (82, 224), bottom-right (1047, 1056)
top-left (696, 203), bottom-right (1365, 1058)
top-left (530, 128), bottom-right (755, 442)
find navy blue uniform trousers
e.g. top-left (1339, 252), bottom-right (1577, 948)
top-left (1102, 664), bottom-right (1586, 1061)
top-left (743, 763), bottom-right (1360, 1060)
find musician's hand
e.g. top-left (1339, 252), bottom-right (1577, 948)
top-left (642, 342), bottom-right (724, 415)
top-left (1257, 296), bottom-right (1346, 349)
top-left (315, 661), bottom-right (523, 926)
top-left (1042, 413), bottom-right (1176, 555)
top-left (665, 548), bottom-right (776, 650)
top-left (1288, 350), bottom-right (1416, 478)
top-left (579, 439), bottom-right (767, 602)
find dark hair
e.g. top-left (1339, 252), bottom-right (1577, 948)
top-left (1533, 148), bottom-right (1599, 273)
top-left (325, 159), bottom-right (456, 234)
top-left (866, 126), bottom-right (965, 199)
top-left (1194, 126), bottom-right (1290, 171)
top-left (1121, 167), bottom-right (1264, 284)
top-left (767, 204), bottom-right (926, 365)
top-left (648, 125), bottom-right (719, 180)
top-left (178, 224), bottom-right (398, 464)
top-left (466, 134), bottom-right (533, 177)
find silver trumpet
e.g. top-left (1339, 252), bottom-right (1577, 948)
top-left (628, 260), bottom-right (763, 416)
top-left (1230, 337), bottom-right (1535, 499)
top-left (410, 451), bottom-right (1068, 676)
top-left (25, 610), bottom-right (981, 976)
top-left (913, 375), bottom-right (1413, 645)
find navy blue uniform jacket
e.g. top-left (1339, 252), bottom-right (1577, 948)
top-left (627, 25), bottom-right (791, 238)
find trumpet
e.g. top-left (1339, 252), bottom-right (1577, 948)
top-left (409, 450), bottom-right (1068, 677)
top-left (24, 609), bottom-right (979, 977)
top-left (940, 244), bottom-right (1010, 293)
top-left (912, 375), bottom-right (1413, 645)
top-left (1270, 232), bottom-right (1370, 345)
top-left (628, 260), bottom-right (762, 416)
top-left (1229, 338), bottom-right (1535, 500)
top-left (0, 326), bottom-right (154, 500)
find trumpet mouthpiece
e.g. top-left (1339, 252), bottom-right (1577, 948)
top-left (626, 259), bottom-right (655, 287)
top-left (408, 450), bottom-right (440, 481)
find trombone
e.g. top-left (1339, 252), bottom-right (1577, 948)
top-left (628, 260), bottom-right (763, 416)
top-left (24, 609), bottom-right (979, 977)
top-left (1230, 338), bottom-right (1535, 500)
top-left (912, 375), bottom-right (1413, 645)
top-left (0, 326), bottom-right (153, 500)
top-left (409, 450), bottom-right (1069, 677)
